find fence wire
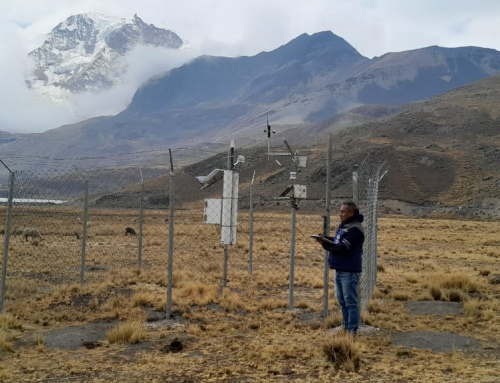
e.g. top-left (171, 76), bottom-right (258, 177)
top-left (0, 166), bottom-right (172, 308)
top-left (353, 154), bottom-right (388, 313)
top-left (1, 142), bottom-right (384, 319)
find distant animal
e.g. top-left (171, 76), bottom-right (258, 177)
top-left (23, 228), bottom-right (42, 241)
top-left (12, 229), bottom-right (24, 236)
top-left (125, 227), bottom-right (137, 236)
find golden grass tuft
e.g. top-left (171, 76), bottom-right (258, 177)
top-left (464, 299), bottom-right (482, 318)
top-left (295, 300), bottom-right (312, 310)
top-left (0, 333), bottom-right (14, 353)
top-left (4, 278), bottom-right (38, 300)
top-left (446, 288), bottom-right (466, 302)
top-left (405, 275), bottom-right (418, 284)
top-left (464, 299), bottom-right (499, 320)
top-left (131, 292), bottom-right (158, 307)
top-left (368, 300), bottom-right (383, 313)
top-left (437, 273), bottom-right (480, 293)
top-left (0, 314), bottom-right (22, 331)
top-left (257, 298), bottom-right (287, 311)
top-left (256, 340), bottom-right (307, 362)
top-left (392, 292), bottom-right (410, 301)
top-left (175, 282), bottom-right (218, 307)
top-left (35, 334), bottom-right (45, 352)
top-left (429, 285), bottom-right (443, 301)
top-left (322, 333), bottom-right (361, 372)
top-left (0, 369), bottom-right (11, 380)
top-left (107, 321), bottom-right (145, 344)
top-left (427, 273), bottom-right (481, 302)
top-left (219, 290), bottom-right (247, 312)
top-left (0, 314), bottom-right (23, 353)
top-left (323, 313), bottom-right (342, 329)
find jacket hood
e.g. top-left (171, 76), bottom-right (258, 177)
top-left (346, 213), bottom-right (364, 224)
top-left (340, 213), bottom-right (364, 234)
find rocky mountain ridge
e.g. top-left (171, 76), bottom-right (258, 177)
top-left (56, 32), bottom-right (500, 154)
top-left (1, 74), bottom-right (499, 216)
top-left (2, 31), bottom-right (499, 189)
top-left (26, 13), bottom-right (183, 97)
top-left (168, 73), bottom-right (500, 217)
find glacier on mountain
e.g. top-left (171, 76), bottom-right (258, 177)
top-left (25, 13), bottom-right (183, 100)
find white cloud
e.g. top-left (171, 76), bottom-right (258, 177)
top-left (0, 15), bottom-right (196, 133)
top-left (1, 0), bottom-right (499, 133)
top-left (64, 46), bottom-right (197, 124)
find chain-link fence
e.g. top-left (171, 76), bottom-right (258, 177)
top-left (1, 139), bottom-right (385, 318)
top-left (353, 154), bottom-right (388, 313)
top-left (0, 163), bottom-right (171, 310)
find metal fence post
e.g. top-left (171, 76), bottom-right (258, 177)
top-left (166, 149), bottom-right (175, 317)
top-left (80, 179), bottom-right (89, 286)
top-left (248, 171), bottom-right (255, 274)
top-left (222, 142), bottom-right (235, 289)
top-left (288, 164), bottom-right (298, 310)
top-left (138, 170), bottom-right (144, 269)
top-left (0, 170), bottom-right (15, 312)
top-left (323, 134), bottom-right (332, 317)
top-left (289, 204), bottom-right (296, 310)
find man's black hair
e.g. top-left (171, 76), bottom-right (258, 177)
top-left (342, 201), bottom-right (359, 215)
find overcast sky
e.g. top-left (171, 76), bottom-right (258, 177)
top-left (1, 0), bottom-right (500, 133)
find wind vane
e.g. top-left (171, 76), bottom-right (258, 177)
top-left (262, 115), bottom-right (307, 201)
top-left (264, 113), bottom-right (276, 160)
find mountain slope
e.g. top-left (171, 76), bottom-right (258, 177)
top-left (3, 31), bottom-right (500, 170)
top-left (100, 34), bottom-right (500, 147)
top-left (345, 45), bottom-right (500, 104)
top-left (168, 73), bottom-right (500, 215)
top-left (322, 73), bottom-right (500, 207)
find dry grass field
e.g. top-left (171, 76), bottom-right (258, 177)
top-left (0, 207), bottom-right (499, 382)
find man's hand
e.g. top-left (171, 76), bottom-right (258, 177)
top-left (310, 234), bottom-right (325, 243)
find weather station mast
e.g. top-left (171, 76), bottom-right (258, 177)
top-left (263, 114), bottom-right (307, 309)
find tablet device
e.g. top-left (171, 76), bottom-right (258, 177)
top-left (310, 234), bottom-right (334, 245)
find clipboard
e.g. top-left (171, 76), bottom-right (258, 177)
top-left (310, 234), bottom-right (334, 245)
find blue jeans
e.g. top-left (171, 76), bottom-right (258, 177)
top-left (335, 271), bottom-right (360, 334)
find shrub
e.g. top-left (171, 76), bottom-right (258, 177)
top-left (0, 333), bottom-right (13, 353)
top-left (447, 289), bottom-right (466, 302)
top-left (439, 274), bottom-right (479, 293)
top-left (0, 314), bottom-right (22, 331)
top-left (107, 321), bottom-right (145, 344)
top-left (430, 286), bottom-right (443, 301)
top-left (464, 300), bottom-right (481, 318)
top-left (393, 293), bottom-right (410, 301)
top-left (323, 334), bottom-right (361, 372)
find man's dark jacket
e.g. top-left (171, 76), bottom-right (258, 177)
top-left (321, 213), bottom-right (364, 273)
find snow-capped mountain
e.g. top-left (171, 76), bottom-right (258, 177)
top-left (26, 13), bottom-right (183, 98)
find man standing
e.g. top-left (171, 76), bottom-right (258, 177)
top-left (315, 201), bottom-right (364, 335)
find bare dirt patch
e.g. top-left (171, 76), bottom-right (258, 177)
top-left (43, 320), bottom-right (116, 350)
top-left (404, 301), bottom-right (464, 316)
top-left (391, 331), bottom-right (481, 352)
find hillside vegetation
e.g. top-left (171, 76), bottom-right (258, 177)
top-left (129, 74), bottom-right (500, 217)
